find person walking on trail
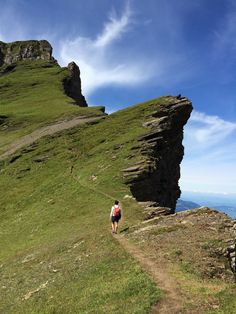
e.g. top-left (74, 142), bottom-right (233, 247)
top-left (110, 200), bottom-right (122, 234)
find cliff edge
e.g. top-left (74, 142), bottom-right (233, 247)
top-left (0, 40), bottom-right (54, 65)
top-left (122, 96), bottom-right (192, 212)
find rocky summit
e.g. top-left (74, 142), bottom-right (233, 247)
top-left (0, 40), bottom-right (54, 66)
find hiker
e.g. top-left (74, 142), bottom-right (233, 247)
top-left (110, 200), bottom-right (122, 234)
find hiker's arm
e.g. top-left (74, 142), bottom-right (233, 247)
top-left (110, 207), bottom-right (113, 218)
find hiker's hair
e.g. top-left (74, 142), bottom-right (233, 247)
top-left (114, 200), bottom-right (119, 205)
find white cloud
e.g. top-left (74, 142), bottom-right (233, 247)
top-left (187, 110), bottom-right (236, 146)
top-left (180, 110), bottom-right (236, 193)
top-left (58, 2), bottom-right (193, 98)
top-left (0, 1), bottom-right (196, 99)
top-left (95, 3), bottom-right (132, 48)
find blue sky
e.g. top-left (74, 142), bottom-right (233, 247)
top-left (0, 0), bottom-right (236, 194)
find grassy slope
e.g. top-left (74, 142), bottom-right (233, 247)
top-left (1, 95), bottom-right (235, 313)
top-left (0, 60), bottom-right (103, 153)
top-left (76, 107), bottom-right (236, 313)
top-left (0, 100), bottom-right (167, 313)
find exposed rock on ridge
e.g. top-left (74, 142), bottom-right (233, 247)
top-left (0, 40), bottom-right (55, 66)
top-left (63, 62), bottom-right (87, 107)
top-left (122, 96), bottom-right (192, 212)
top-left (129, 206), bottom-right (236, 282)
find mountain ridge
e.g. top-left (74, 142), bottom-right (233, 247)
top-left (0, 39), bottom-right (87, 107)
top-left (1, 39), bottom-right (236, 313)
top-left (0, 40), bottom-right (55, 66)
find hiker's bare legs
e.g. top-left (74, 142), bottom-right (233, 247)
top-left (114, 222), bottom-right (118, 233)
top-left (111, 222), bottom-right (115, 233)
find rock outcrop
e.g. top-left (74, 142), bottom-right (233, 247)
top-left (122, 96), bottom-right (192, 212)
top-left (63, 62), bottom-right (87, 107)
top-left (227, 223), bottom-right (236, 281)
top-left (128, 206), bottom-right (236, 282)
top-left (0, 40), bottom-right (55, 66)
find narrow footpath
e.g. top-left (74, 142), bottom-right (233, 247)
top-left (114, 234), bottom-right (183, 314)
top-left (72, 175), bottom-right (184, 313)
top-left (0, 115), bottom-right (103, 161)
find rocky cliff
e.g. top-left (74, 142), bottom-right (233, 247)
top-left (0, 40), bottom-right (54, 66)
top-left (122, 96), bottom-right (192, 212)
top-left (0, 40), bottom-right (87, 107)
top-left (63, 62), bottom-right (87, 106)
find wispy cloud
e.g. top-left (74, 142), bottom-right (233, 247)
top-left (213, 1), bottom-right (236, 58)
top-left (59, 1), bottom-right (193, 98)
top-left (187, 110), bottom-right (236, 147)
top-left (0, 1), bottom-right (196, 99)
top-left (59, 3), bottom-right (157, 96)
top-left (95, 4), bottom-right (132, 48)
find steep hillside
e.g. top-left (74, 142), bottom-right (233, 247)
top-left (0, 40), bottom-right (104, 154)
top-left (0, 97), bottom-right (177, 313)
top-left (1, 96), bottom-right (236, 313)
top-left (1, 40), bottom-right (236, 314)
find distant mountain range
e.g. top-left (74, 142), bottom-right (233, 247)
top-left (177, 191), bottom-right (236, 219)
top-left (176, 199), bottom-right (200, 212)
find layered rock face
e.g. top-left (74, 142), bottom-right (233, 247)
top-left (227, 224), bottom-right (236, 280)
top-left (123, 96), bottom-right (192, 212)
top-left (0, 40), bottom-right (54, 66)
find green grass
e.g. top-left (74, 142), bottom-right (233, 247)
top-left (0, 60), bottom-right (104, 153)
top-left (206, 287), bottom-right (236, 314)
top-left (149, 224), bottom-right (187, 236)
top-left (201, 239), bottom-right (224, 251)
top-left (0, 100), bottom-right (167, 313)
top-left (1, 92), bottom-right (236, 312)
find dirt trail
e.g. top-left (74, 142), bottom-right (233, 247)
top-left (114, 234), bottom-right (184, 314)
top-left (72, 175), bottom-right (184, 313)
top-left (0, 115), bottom-right (104, 161)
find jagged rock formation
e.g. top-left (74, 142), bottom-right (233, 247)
top-left (227, 223), bottom-right (236, 280)
top-left (122, 96), bottom-right (192, 212)
top-left (227, 243), bottom-right (236, 279)
top-left (0, 40), bottom-right (87, 107)
top-left (63, 62), bottom-right (87, 107)
top-left (0, 40), bottom-right (55, 66)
